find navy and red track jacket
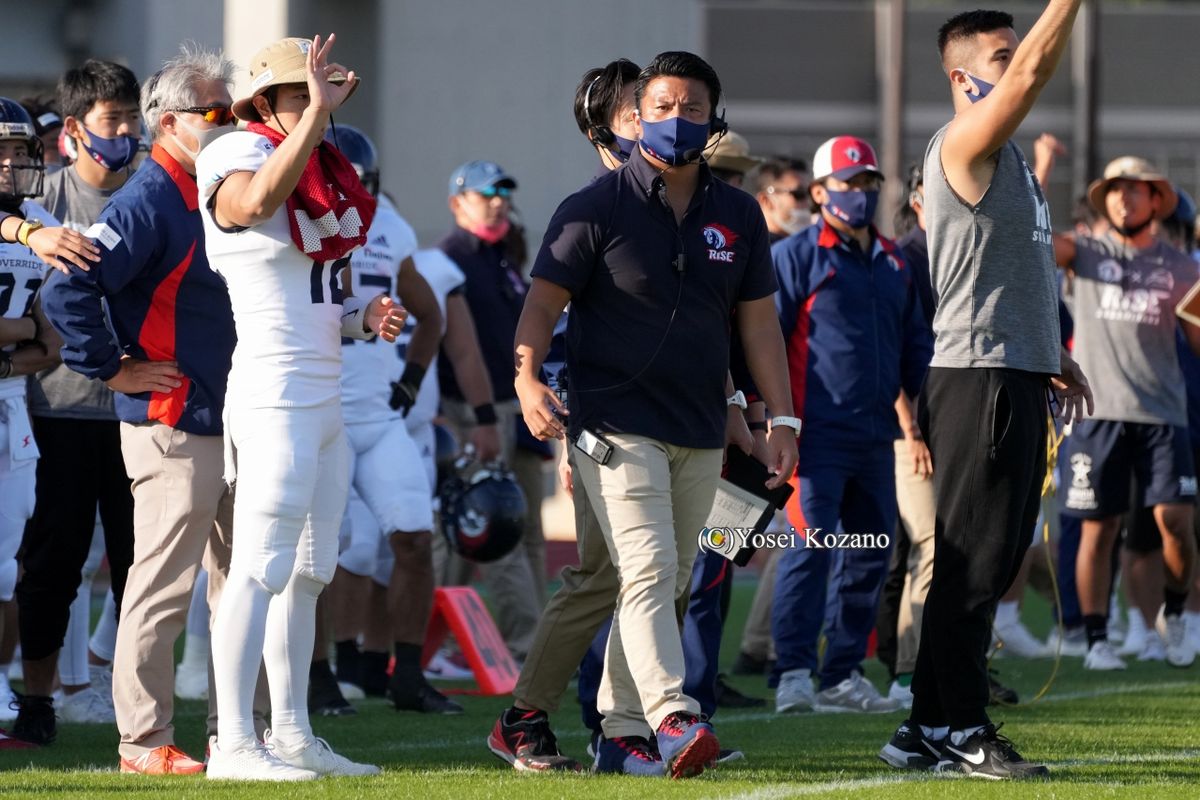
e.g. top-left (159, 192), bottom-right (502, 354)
top-left (772, 219), bottom-right (932, 448)
top-left (43, 145), bottom-right (235, 436)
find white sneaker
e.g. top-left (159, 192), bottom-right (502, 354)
top-left (88, 664), bottom-right (114, 709)
top-left (265, 731), bottom-right (381, 776)
top-left (1117, 612), bottom-right (1149, 657)
top-left (814, 673), bottom-right (901, 713)
top-left (0, 674), bottom-right (17, 722)
top-left (422, 649), bottom-right (473, 681)
top-left (993, 618), bottom-right (1049, 658)
top-left (338, 681), bottom-right (365, 701)
top-left (1137, 631), bottom-right (1166, 662)
top-left (1156, 608), bottom-right (1196, 668)
top-left (1083, 640), bottom-right (1126, 671)
top-left (1186, 612), bottom-right (1200, 654)
top-left (1045, 625), bottom-right (1088, 657)
top-left (174, 660), bottom-right (210, 701)
top-left (886, 680), bottom-right (913, 709)
top-left (206, 740), bottom-right (318, 781)
top-left (774, 668), bottom-right (815, 713)
top-left (58, 686), bottom-right (117, 723)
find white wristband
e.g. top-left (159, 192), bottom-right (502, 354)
top-left (340, 295), bottom-right (373, 340)
top-left (770, 415), bottom-right (802, 438)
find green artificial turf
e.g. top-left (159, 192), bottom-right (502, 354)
top-left (1, 579), bottom-right (1197, 798)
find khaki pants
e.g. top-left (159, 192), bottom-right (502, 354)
top-left (573, 434), bottom-right (722, 737)
top-left (114, 422), bottom-right (266, 758)
top-left (514, 447), bottom-right (615, 712)
top-left (894, 439), bottom-right (936, 675)
top-left (439, 399), bottom-right (544, 659)
top-left (740, 546), bottom-right (782, 662)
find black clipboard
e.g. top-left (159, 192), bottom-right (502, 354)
top-left (708, 447), bottom-right (795, 566)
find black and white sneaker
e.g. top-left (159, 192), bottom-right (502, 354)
top-left (878, 720), bottom-right (944, 770)
top-left (935, 724), bottom-right (1048, 780)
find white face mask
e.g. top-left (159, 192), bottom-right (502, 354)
top-left (172, 116), bottom-right (234, 159)
top-left (775, 207), bottom-right (808, 236)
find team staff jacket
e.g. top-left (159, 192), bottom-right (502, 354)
top-left (772, 219), bottom-right (932, 448)
top-left (42, 145), bottom-right (235, 436)
top-left (532, 147), bottom-right (777, 450)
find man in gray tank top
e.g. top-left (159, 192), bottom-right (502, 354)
top-left (877, 4), bottom-right (1092, 781)
top-left (1056, 157), bottom-right (1200, 671)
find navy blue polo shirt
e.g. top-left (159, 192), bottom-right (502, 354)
top-left (532, 147), bottom-right (777, 449)
top-left (436, 226), bottom-right (528, 403)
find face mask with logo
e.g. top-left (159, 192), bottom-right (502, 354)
top-left (824, 188), bottom-right (880, 230)
top-left (80, 127), bottom-right (140, 171)
top-left (173, 117), bottom-right (234, 160)
top-left (961, 72), bottom-right (996, 104)
top-left (610, 133), bottom-right (637, 163)
top-left (469, 217), bottom-right (511, 245)
top-left (638, 116), bottom-right (710, 167)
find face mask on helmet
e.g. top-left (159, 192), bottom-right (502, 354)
top-left (438, 462), bottom-right (527, 563)
top-left (0, 138), bottom-right (46, 207)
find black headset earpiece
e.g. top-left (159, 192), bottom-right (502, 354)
top-left (583, 73), bottom-right (616, 148)
top-left (709, 108), bottom-right (728, 136)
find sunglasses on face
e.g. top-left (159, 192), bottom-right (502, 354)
top-left (766, 185), bottom-right (807, 202)
top-left (173, 106), bottom-right (236, 125)
top-left (474, 185), bottom-right (513, 199)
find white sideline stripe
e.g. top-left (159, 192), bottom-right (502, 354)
top-left (708, 750), bottom-right (1200, 800)
top-left (379, 680), bottom-right (1197, 753)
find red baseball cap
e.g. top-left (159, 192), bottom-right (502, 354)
top-left (812, 136), bottom-right (884, 182)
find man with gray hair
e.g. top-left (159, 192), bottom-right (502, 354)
top-left (41, 44), bottom-right (240, 774)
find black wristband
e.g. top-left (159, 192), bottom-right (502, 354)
top-left (747, 421), bottom-right (768, 432)
top-left (473, 403), bottom-right (498, 425)
top-left (399, 361), bottom-right (426, 391)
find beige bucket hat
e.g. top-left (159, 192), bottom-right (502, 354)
top-left (1087, 156), bottom-right (1178, 220)
top-left (232, 37), bottom-right (358, 122)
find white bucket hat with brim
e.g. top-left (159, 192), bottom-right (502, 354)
top-left (1087, 156), bottom-right (1178, 221)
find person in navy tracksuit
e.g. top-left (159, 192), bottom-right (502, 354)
top-left (769, 136), bottom-right (932, 714)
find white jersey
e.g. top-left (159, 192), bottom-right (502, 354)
top-left (340, 196), bottom-right (417, 424)
top-left (197, 131), bottom-right (354, 409)
top-left (401, 248), bottom-right (465, 429)
top-left (0, 201), bottom-right (56, 401)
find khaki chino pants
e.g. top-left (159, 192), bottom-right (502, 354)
top-left (572, 433), bottom-right (722, 738)
top-left (114, 422), bottom-right (266, 758)
top-left (893, 438), bottom-right (937, 675)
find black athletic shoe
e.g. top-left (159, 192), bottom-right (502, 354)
top-left (878, 720), bottom-right (944, 770)
top-left (389, 672), bottom-right (464, 715)
top-left (714, 674), bottom-right (766, 709)
top-left (731, 651), bottom-right (768, 676)
top-left (12, 695), bottom-right (56, 746)
top-left (716, 747), bottom-right (745, 764)
top-left (987, 671), bottom-right (1019, 705)
top-left (935, 724), bottom-right (1048, 780)
top-left (309, 660), bottom-right (357, 716)
top-left (488, 708), bottom-right (584, 772)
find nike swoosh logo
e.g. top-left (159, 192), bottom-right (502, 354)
top-left (946, 745), bottom-right (986, 765)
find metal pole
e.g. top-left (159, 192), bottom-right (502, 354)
top-left (1071, 0), bottom-right (1100, 199)
top-left (877, 0), bottom-right (907, 237)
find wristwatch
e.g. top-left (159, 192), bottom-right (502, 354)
top-left (16, 219), bottom-right (44, 247)
top-left (770, 415), bottom-right (802, 437)
top-left (726, 390), bottom-right (748, 410)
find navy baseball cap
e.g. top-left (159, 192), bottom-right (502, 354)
top-left (449, 160), bottom-right (517, 196)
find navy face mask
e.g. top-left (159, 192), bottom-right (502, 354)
top-left (80, 128), bottom-right (140, 171)
top-left (611, 133), bottom-right (637, 163)
top-left (824, 188), bottom-right (880, 230)
top-left (638, 116), bottom-right (710, 167)
top-left (962, 72), bottom-right (996, 104)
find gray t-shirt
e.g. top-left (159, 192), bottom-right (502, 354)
top-left (28, 166), bottom-right (119, 420)
top-left (924, 124), bottom-right (1061, 374)
top-left (1071, 234), bottom-right (1197, 426)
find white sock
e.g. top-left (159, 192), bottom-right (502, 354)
top-left (212, 569), bottom-right (272, 751)
top-left (262, 573), bottom-right (324, 752)
top-left (187, 570), bottom-right (211, 637)
top-left (920, 725), bottom-right (949, 740)
top-left (950, 725), bottom-right (986, 746)
top-left (994, 600), bottom-right (1019, 627)
top-left (89, 589), bottom-right (118, 663)
top-left (179, 633), bottom-right (210, 672)
top-left (59, 574), bottom-right (94, 686)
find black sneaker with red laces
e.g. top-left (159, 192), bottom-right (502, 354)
top-left (487, 708), bottom-right (583, 772)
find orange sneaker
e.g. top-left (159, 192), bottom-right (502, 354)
top-left (120, 744), bottom-right (206, 775)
